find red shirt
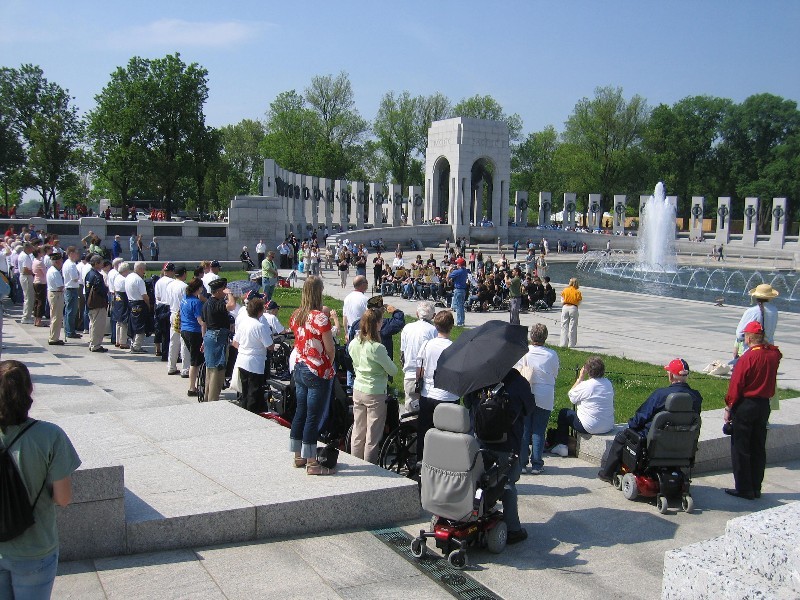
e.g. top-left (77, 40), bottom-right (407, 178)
top-left (725, 344), bottom-right (782, 408)
top-left (289, 309), bottom-right (335, 380)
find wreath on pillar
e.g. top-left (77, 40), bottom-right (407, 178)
top-left (413, 194), bottom-right (424, 207)
top-left (357, 191), bottom-right (366, 204)
top-left (541, 200), bottom-right (551, 212)
top-left (565, 201), bottom-right (576, 214)
top-left (313, 187), bottom-right (322, 202)
top-left (394, 193), bottom-right (404, 206)
top-left (303, 186), bottom-right (310, 201)
top-left (518, 199), bottom-right (529, 211)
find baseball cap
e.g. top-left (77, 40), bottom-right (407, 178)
top-left (743, 321), bottom-right (764, 334)
top-left (174, 266), bottom-right (187, 276)
top-left (266, 300), bottom-right (280, 310)
top-left (163, 262), bottom-right (176, 272)
top-left (455, 257), bottom-right (466, 266)
top-left (208, 278), bottom-right (227, 291)
top-left (244, 290), bottom-right (263, 302)
top-left (664, 358), bottom-right (690, 377)
top-left (210, 260), bottom-right (221, 268)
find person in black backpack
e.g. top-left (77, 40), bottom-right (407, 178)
top-left (0, 360), bottom-right (81, 599)
top-left (470, 367), bottom-right (535, 545)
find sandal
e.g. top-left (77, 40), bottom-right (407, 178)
top-left (293, 457), bottom-right (307, 468)
top-left (306, 461), bottom-right (335, 476)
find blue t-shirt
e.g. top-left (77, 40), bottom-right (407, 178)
top-left (180, 295), bottom-right (203, 332)
top-left (448, 267), bottom-right (469, 289)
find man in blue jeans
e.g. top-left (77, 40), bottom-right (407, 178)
top-left (61, 246), bottom-right (82, 339)
top-left (447, 257), bottom-right (469, 327)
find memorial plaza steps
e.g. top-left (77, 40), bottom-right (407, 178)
top-left (5, 310), bottom-right (419, 562)
top-left (662, 501), bottom-right (800, 599)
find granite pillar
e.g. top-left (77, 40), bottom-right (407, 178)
top-left (715, 197), bottom-right (731, 245)
top-left (538, 192), bottom-right (551, 227)
top-left (690, 196), bottom-right (705, 241)
top-left (409, 185), bottom-right (423, 226)
top-left (588, 194), bottom-right (602, 230)
top-left (352, 181), bottom-right (365, 229)
top-left (564, 193), bottom-right (577, 230)
top-left (770, 197), bottom-right (787, 248)
top-left (742, 197), bottom-right (759, 247)
top-left (613, 195), bottom-right (626, 235)
top-left (387, 183), bottom-right (402, 227)
top-left (369, 183), bottom-right (384, 227)
top-left (515, 191), bottom-right (528, 226)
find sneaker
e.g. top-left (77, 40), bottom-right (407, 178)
top-left (180, 372), bottom-right (190, 379)
top-left (506, 528), bottom-right (528, 545)
top-left (530, 467), bottom-right (544, 475)
top-left (19, 318), bottom-right (33, 324)
top-left (48, 340), bottom-right (65, 346)
top-left (130, 348), bottom-right (147, 354)
top-left (597, 471), bottom-right (613, 483)
top-left (90, 347), bottom-right (108, 353)
top-left (549, 444), bottom-right (568, 457)
top-left (167, 369), bottom-right (180, 375)
top-left (67, 333), bottom-right (82, 339)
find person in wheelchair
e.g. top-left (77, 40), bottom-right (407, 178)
top-left (597, 358), bottom-right (703, 483)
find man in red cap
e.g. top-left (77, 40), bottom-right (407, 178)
top-left (598, 357), bottom-right (703, 482)
top-left (447, 257), bottom-right (469, 326)
top-left (723, 321), bottom-right (782, 499)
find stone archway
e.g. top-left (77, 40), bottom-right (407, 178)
top-left (471, 157), bottom-right (495, 224)
top-left (432, 156), bottom-right (451, 223)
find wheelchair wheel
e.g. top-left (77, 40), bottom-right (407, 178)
top-left (344, 424), bottom-right (353, 453)
top-left (447, 549), bottom-right (467, 569)
top-left (196, 362), bottom-right (207, 403)
top-left (271, 342), bottom-right (291, 376)
top-left (378, 422), bottom-right (417, 477)
top-left (657, 495), bottom-right (669, 514)
top-left (410, 537), bottom-right (427, 559)
top-left (681, 494), bottom-right (694, 513)
top-left (486, 520), bottom-right (507, 554)
top-left (612, 473), bottom-right (624, 490)
top-left (622, 473), bottom-right (638, 500)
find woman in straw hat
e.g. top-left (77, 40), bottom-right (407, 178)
top-left (733, 283), bottom-right (779, 360)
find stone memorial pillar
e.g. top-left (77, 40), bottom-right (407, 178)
top-left (263, 159), bottom-right (277, 197)
top-left (387, 183), bottom-right (402, 226)
top-left (334, 180), bottom-right (348, 232)
top-left (563, 193), bottom-right (577, 230)
top-left (715, 197), bottom-right (731, 245)
top-left (317, 178), bottom-right (330, 233)
top-left (690, 196), bottom-right (705, 241)
top-left (409, 185), bottom-right (423, 226)
top-left (515, 191), bottom-right (528, 226)
top-left (613, 195), bottom-right (626, 235)
top-left (293, 173), bottom-right (305, 236)
top-left (770, 197), bottom-right (787, 248)
top-left (742, 197), bottom-right (759, 247)
top-left (639, 195), bottom-right (649, 232)
top-left (538, 192), bottom-right (552, 227)
top-left (588, 194), bottom-right (602, 230)
top-left (307, 176), bottom-right (319, 234)
top-left (352, 181), bottom-right (365, 229)
top-left (369, 183), bottom-right (384, 227)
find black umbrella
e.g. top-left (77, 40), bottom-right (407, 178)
top-left (433, 320), bottom-right (529, 397)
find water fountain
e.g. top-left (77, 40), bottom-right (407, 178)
top-left (637, 182), bottom-right (677, 271)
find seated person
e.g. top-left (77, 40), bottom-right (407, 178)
top-left (543, 276), bottom-right (556, 308)
top-left (597, 358), bottom-right (703, 482)
top-left (549, 356), bottom-right (615, 457)
top-left (471, 368), bottom-right (536, 545)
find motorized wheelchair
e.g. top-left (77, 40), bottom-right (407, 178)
top-left (611, 393), bottom-right (702, 514)
top-left (411, 404), bottom-right (514, 569)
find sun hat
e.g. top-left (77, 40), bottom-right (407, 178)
top-left (749, 283), bottom-right (779, 300)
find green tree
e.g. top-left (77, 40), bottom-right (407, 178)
top-left (0, 64), bottom-right (82, 215)
top-left (561, 86), bottom-right (649, 212)
top-left (186, 126), bottom-right (221, 215)
top-left (452, 94), bottom-right (523, 141)
top-left (644, 95), bottom-right (732, 217)
top-left (511, 125), bottom-right (563, 221)
top-left (416, 92), bottom-right (452, 152)
top-left (0, 115), bottom-right (25, 209)
top-left (261, 90), bottom-right (320, 176)
top-left (219, 119), bottom-right (266, 195)
top-left (372, 91), bottom-right (424, 191)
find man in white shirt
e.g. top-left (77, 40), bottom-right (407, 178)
top-left (154, 262), bottom-right (175, 360)
top-left (342, 275), bottom-right (369, 343)
top-left (107, 257), bottom-right (123, 346)
top-left (61, 246), bottom-right (82, 339)
top-left (400, 301), bottom-right (436, 412)
top-left (549, 356), bottom-right (615, 457)
top-left (201, 260), bottom-right (221, 294)
top-left (124, 261), bottom-right (150, 353)
top-left (517, 323), bottom-right (560, 474)
top-left (113, 262), bottom-right (130, 348)
top-left (263, 300), bottom-right (287, 335)
top-left (255, 240), bottom-right (266, 265)
top-left (18, 243), bottom-right (34, 324)
top-left (165, 267), bottom-right (189, 375)
top-left (46, 251), bottom-right (65, 345)
top-left (77, 253), bottom-right (92, 333)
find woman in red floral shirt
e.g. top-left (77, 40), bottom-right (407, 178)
top-left (289, 276), bottom-right (336, 475)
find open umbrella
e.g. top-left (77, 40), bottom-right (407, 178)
top-left (433, 320), bottom-right (528, 397)
top-left (227, 279), bottom-right (259, 298)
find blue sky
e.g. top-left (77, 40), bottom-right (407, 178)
top-left (1, 0), bottom-right (799, 136)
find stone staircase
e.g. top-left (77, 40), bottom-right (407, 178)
top-left (662, 501), bottom-right (800, 599)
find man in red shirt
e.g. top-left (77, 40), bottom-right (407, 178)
top-left (723, 321), bottom-right (782, 499)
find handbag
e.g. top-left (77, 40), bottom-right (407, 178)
top-left (317, 441), bottom-right (339, 469)
top-left (86, 285), bottom-right (107, 309)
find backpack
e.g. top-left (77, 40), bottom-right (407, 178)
top-left (474, 387), bottom-right (513, 444)
top-left (0, 420), bottom-right (45, 542)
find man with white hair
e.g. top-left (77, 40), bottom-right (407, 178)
top-left (400, 301), bottom-right (437, 412)
top-left (124, 261), bottom-right (150, 353)
top-left (112, 262), bottom-right (131, 349)
top-left (85, 255), bottom-right (109, 352)
top-left (165, 266), bottom-right (189, 376)
top-left (342, 275), bottom-right (369, 343)
top-left (107, 257), bottom-right (124, 346)
top-left (18, 242), bottom-right (35, 324)
top-left (62, 246), bottom-right (82, 339)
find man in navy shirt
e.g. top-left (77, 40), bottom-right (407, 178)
top-left (597, 358), bottom-right (703, 482)
top-left (447, 257), bottom-right (469, 327)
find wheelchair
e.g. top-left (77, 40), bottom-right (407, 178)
top-left (378, 410), bottom-right (418, 478)
top-left (611, 393), bottom-right (701, 514)
top-left (411, 404), bottom-right (514, 569)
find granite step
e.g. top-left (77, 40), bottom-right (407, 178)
top-left (662, 537), bottom-right (796, 600)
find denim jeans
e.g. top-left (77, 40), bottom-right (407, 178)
top-left (556, 408), bottom-right (588, 445)
top-left (262, 277), bottom-right (276, 302)
top-left (289, 363), bottom-right (330, 459)
top-left (452, 288), bottom-right (466, 326)
top-left (203, 328), bottom-right (228, 369)
top-left (0, 550), bottom-right (59, 600)
top-left (521, 406), bottom-right (552, 470)
top-left (64, 287), bottom-right (78, 336)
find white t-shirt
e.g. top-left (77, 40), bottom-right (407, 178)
top-left (18, 252), bottom-right (32, 275)
top-left (124, 272), bottom-right (147, 301)
top-left (418, 337), bottom-right (458, 402)
top-left (233, 315), bottom-right (273, 374)
top-left (154, 275), bottom-right (173, 305)
top-left (107, 268), bottom-right (118, 293)
top-left (392, 257), bottom-right (404, 268)
top-left (62, 258), bottom-right (81, 288)
top-left (264, 312), bottom-right (284, 335)
top-left (568, 377), bottom-right (615, 434)
top-left (342, 290), bottom-right (367, 336)
top-left (201, 271), bottom-right (219, 294)
top-left (46, 265), bottom-right (64, 291)
top-left (114, 274), bottom-right (127, 293)
top-left (400, 319), bottom-right (436, 379)
top-left (256, 242), bottom-right (266, 254)
top-left (165, 279), bottom-right (188, 314)
top-left (77, 262), bottom-right (92, 285)
top-left (517, 345), bottom-right (560, 411)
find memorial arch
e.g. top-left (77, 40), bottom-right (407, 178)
top-left (424, 117), bottom-right (511, 241)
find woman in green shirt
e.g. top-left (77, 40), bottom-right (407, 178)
top-left (0, 360), bottom-right (81, 599)
top-left (261, 251), bottom-right (279, 302)
top-left (348, 309), bottom-right (398, 464)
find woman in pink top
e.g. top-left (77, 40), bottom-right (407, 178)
top-left (31, 247), bottom-right (47, 326)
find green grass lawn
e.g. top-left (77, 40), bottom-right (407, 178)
top-left (153, 268), bottom-right (799, 423)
